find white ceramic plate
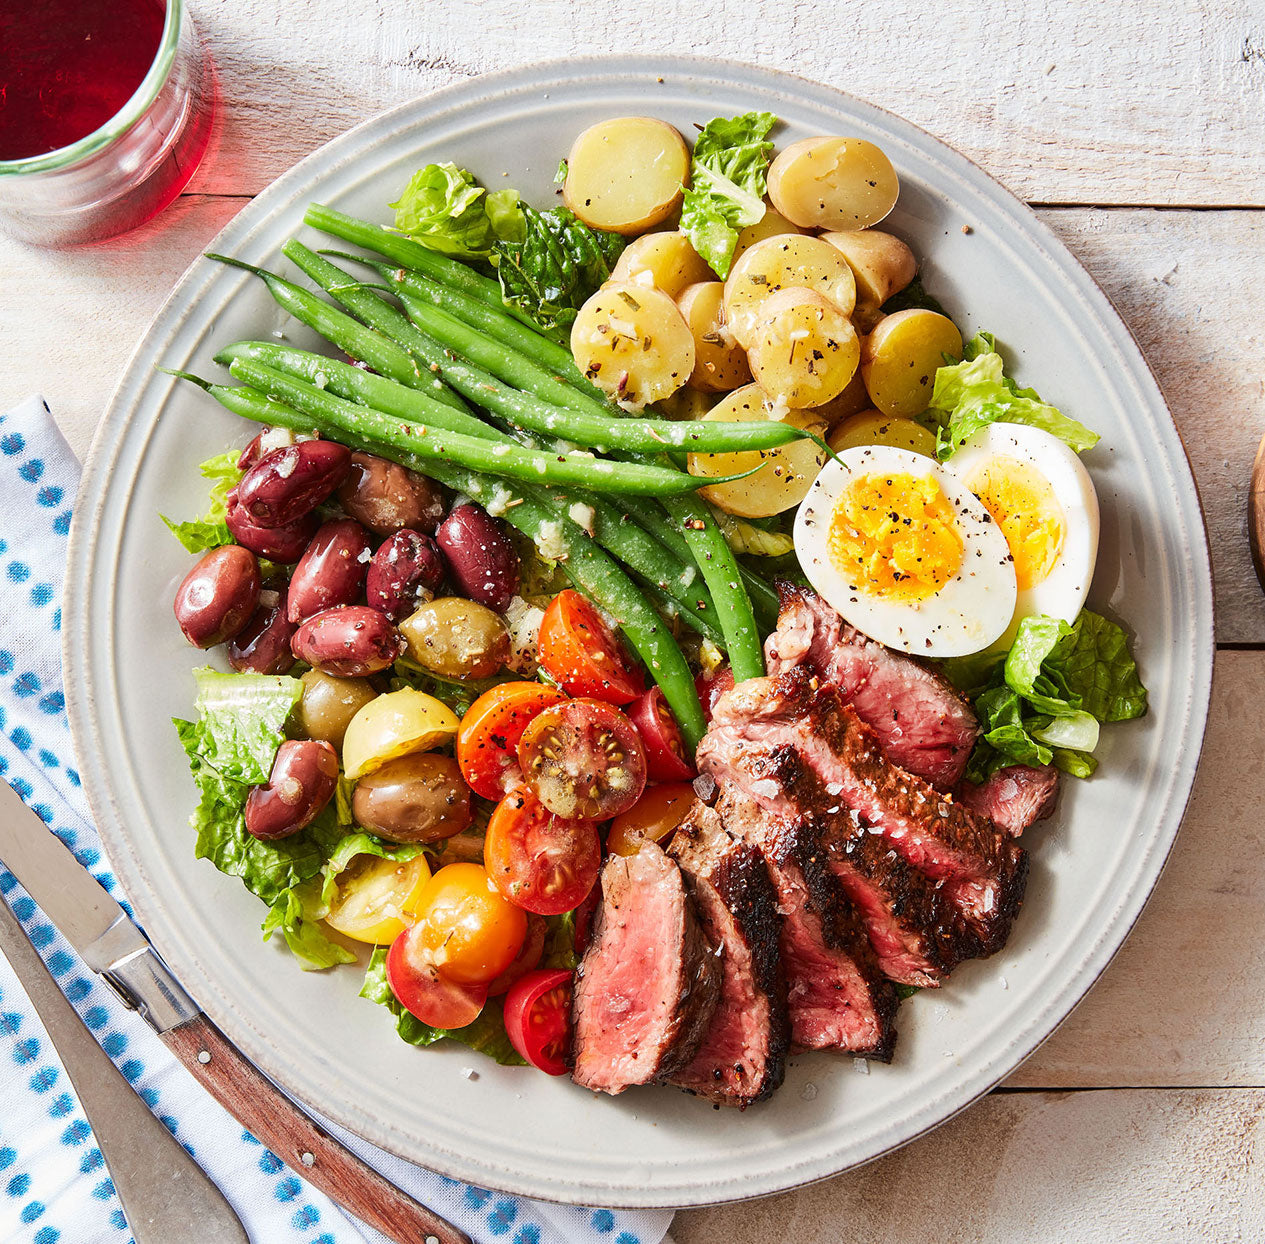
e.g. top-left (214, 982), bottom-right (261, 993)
top-left (64, 56), bottom-right (1214, 1208)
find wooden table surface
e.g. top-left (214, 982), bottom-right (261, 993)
top-left (3, 2), bottom-right (1262, 1239)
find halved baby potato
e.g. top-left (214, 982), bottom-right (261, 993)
top-left (610, 230), bottom-right (714, 299)
top-left (811, 364), bottom-right (871, 427)
top-left (828, 409), bottom-right (938, 458)
top-left (860, 308), bottom-right (964, 418)
top-left (687, 384), bottom-right (828, 518)
top-left (746, 288), bottom-right (860, 409)
top-left (768, 136), bottom-right (900, 231)
top-left (676, 281), bottom-right (752, 393)
top-left (563, 117), bottom-right (689, 235)
top-left (824, 229), bottom-right (917, 333)
top-left (731, 203), bottom-right (807, 265)
top-left (723, 234), bottom-right (857, 349)
top-left (571, 282), bottom-right (695, 408)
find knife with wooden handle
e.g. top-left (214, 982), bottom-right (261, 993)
top-left (0, 777), bottom-right (471, 1244)
top-left (1250, 430), bottom-right (1265, 594)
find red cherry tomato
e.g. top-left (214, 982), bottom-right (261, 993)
top-left (627, 688), bottom-right (696, 781)
top-left (695, 667), bottom-right (735, 723)
top-left (503, 968), bottom-right (574, 1076)
top-left (456, 682), bottom-right (568, 800)
top-left (385, 930), bottom-right (488, 1029)
top-left (517, 699), bottom-right (647, 820)
top-left (538, 590), bottom-right (644, 705)
top-left (606, 781), bottom-right (697, 857)
top-left (484, 787), bottom-right (602, 915)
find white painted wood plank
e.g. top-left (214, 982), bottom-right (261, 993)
top-left (672, 1087), bottom-right (1265, 1243)
top-left (180, 0), bottom-right (1265, 205)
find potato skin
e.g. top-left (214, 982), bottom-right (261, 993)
top-left (860, 308), bottom-right (964, 418)
top-left (563, 117), bottom-right (689, 235)
top-left (822, 230), bottom-right (917, 309)
top-left (676, 281), bottom-right (752, 393)
top-left (768, 136), bottom-right (900, 231)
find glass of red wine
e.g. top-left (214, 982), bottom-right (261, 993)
top-left (0, 0), bottom-right (214, 246)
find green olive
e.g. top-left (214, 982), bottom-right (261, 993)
top-left (295, 669), bottom-right (378, 751)
top-left (399, 596), bottom-right (510, 680)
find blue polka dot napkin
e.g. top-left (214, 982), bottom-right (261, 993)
top-left (0, 396), bottom-right (676, 1244)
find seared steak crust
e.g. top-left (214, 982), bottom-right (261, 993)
top-left (668, 803), bottom-right (790, 1105)
top-left (765, 584), bottom-right (979, 789)
top-left (572, 841), bottom-right (721, 1095)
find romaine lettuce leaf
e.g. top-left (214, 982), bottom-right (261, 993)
top-left (493, 204), bottom-right (625, 331)
top-left (262, 883), bottom-right (354, 970)
top-left (318, 832), bottom-right (428, 909)
top-left (931, 333), bottom-right (1100, 459)
top-left (160, 451), bottom-right (240, 554)
top-left (390, 163), bottom-right (506, 259)
top-left (679, 111), bottom-right (777, 278)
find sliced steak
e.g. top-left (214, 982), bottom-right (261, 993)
top-left (700, 670), bottom-right (1027, 958)
top-left (765, 584), bottom-right (978, 789)
top-left (717, 791), bottom-right (898, 1060)
top-left (958, 765), bottom-right (1061, 837)
top-left (668, 803), bottom-right (790, 1105)
top-left (571, 840), bottom-right (720, 1095)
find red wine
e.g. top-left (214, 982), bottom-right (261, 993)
top-left (0, 0), bottom-right (167, 160)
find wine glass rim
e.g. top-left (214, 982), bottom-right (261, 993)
top-left (0, 0), bottom-right (186, 177)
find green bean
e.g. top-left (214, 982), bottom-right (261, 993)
top-left (203, 254), bottom-right (467, 413)
top-left (226, 358), bottom-right (747, 497)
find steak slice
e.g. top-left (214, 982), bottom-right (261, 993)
top-left (667, 803), bottom-right (790, 1105)
top-left (717, 792), bottom-right (898, 1060)
top-left (765, 584), bottom-right (978, 789)
top-left (571, 840), bottom-right (720, 1095)
top-left (700, 670), bottom-right (1027, 957)
top-left (958, 765), bottom-right (1061, 837)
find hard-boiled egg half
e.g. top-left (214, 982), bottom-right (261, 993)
top-left (950, 423), bottom-right (1099, 648)
top-left (795, 445), bottom-right (1017, 657)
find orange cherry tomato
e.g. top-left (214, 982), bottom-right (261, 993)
top-left (538, 589), bottom-right (644, 705)
top-left (410, 863), bottom-right (527, 985)
top-left (456, 681), bottom-right (568, 800)
top-left (503, 968), bottom-right (573, 1076)
top-left (606, 782), bottom-right (697, 856)
top-left (486, 914), bottom-right (546, 997)
top-left (484, 787), bottom-right (602, 915)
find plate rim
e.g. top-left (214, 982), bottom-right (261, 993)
top-left (63, 52), bottom-right (1216, 1207)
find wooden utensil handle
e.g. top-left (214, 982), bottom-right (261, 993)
top-left (163, 1015), bottom-right (471, 1244)
top-left (1250, 430), bottom-right (1265, 594)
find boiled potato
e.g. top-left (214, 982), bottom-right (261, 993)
top-left (723, 235), bottom-right (857, 349)
top-left (822, 230), bottom-right (917, 309)
top-left (676, 281), bottom-right (752, 393)
top-left (811, 365), bottom-right (871, 427)
top-left (610, 231), bottom-right (713, 298)
top-left (731, 203), bottom-right (807, 264)
top-left (860, 309), bottom-right (964, 418)
top-left (654, 386), bottom-right (716, 421)
top-left (768, 136), bottom-right (899, 231)
top-left (828, 409), bottom-right (938, 457)
top-left (571, 282), bottom-right (695, 407)
top-left (563, 117), bottom-right (689, 235)
top-left (746, 288), bottom-right (860, 409)
top-left (687, 384), bottom-right (828, 518)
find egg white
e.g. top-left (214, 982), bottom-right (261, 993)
top-left (794, 445), bottom-right (1018, 657)
top-left (950, 423), bottom-right (1099, 649)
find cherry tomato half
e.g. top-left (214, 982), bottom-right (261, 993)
top-left (457, 682), bottom-right (568, 800)
top-left (517, 698), bottom-right (647, 820)
top-left (486, 914), bottom-right (546, 997)
top-left (386, 933), bottom-right (488, 1029)
top-left (606, 781), bottom-right (697, 857)
top-left (503, 968), bottom-right (574, 1076)
top-left (538, 589), bottom-right (644, 704)
top-left (627, 687), bottom-right (696, 781)
top-left (411, 863), bottom-right (527, 985)
top-left (695, 667), bottom-right (735, 724)
top-left (484, 787), bottom-right (602, 915)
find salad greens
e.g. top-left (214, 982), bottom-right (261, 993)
top-left (942, 611), bottom-right (1148, 781)
top-left (160, 451), bottom-right (239, 553)
top-left (930, 332), bottom-right (1100, 460)
top-left (679, 111), bottom-right (778, 279)
top-left (390, 162), bottom-right (522, 259)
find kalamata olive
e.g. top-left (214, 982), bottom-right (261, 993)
top-left (365, 530), bottom-right (445, 622)
top-left (295, 669), bottom-right (378, 750)
top-left (336, 452), bottom-right (446, 536)
top-left (286, 518), bottom-right (374, 624)
top-left (350, 753), bottom-right (472, 844)
top-left (173, 545), bottom-right (261, 648)
top-left (237, 433), bottom-right (264, 471)
top-left (435, 503), bottom-right (520, 612)
top-left (291, 605), bottom-right (405, 677)
top-left (237, 440), bottom-right (351, 526)
top-left (244, 739), bottom-right (339, 840)
top-left (226, 589), bottom-right (297, 674)
top-left (225, 491), bottom-right (318, 563)
top-left (399, 596), bottom-right (510, 680)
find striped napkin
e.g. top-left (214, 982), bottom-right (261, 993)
top-left (0, 395), bottom-right (674, 1244)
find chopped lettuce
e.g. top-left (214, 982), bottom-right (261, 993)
top-left (679, 111), bottom-right (778, 278)
top-left (160, 451), bottom-right (240, 554)
top-left (493, 204), bottom-right (625, 332)
top-left (930, 332), bottom-right (1100, 460)
top-left (711, 508), bottom-right (795, 558)
top-left (945, 610), bottom-right (1147, 782)
top-left (390, 163), bottom-right (523, 258)
top-left (317, 832), bottom-right (428, 910)
top-left (541, 910), bottom-right (578, 971)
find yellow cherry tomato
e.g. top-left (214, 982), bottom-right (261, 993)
top-left (341, 688), bottom-right (460, 780)
top-left (323, 853), bottom-right (432, 945)
top-left (606, 782), bottom-right (696, 857)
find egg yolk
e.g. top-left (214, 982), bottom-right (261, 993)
top-left (828, 472), bottom-right (964, 603)
top-left (965, 456), bottom-right (1065, 591)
